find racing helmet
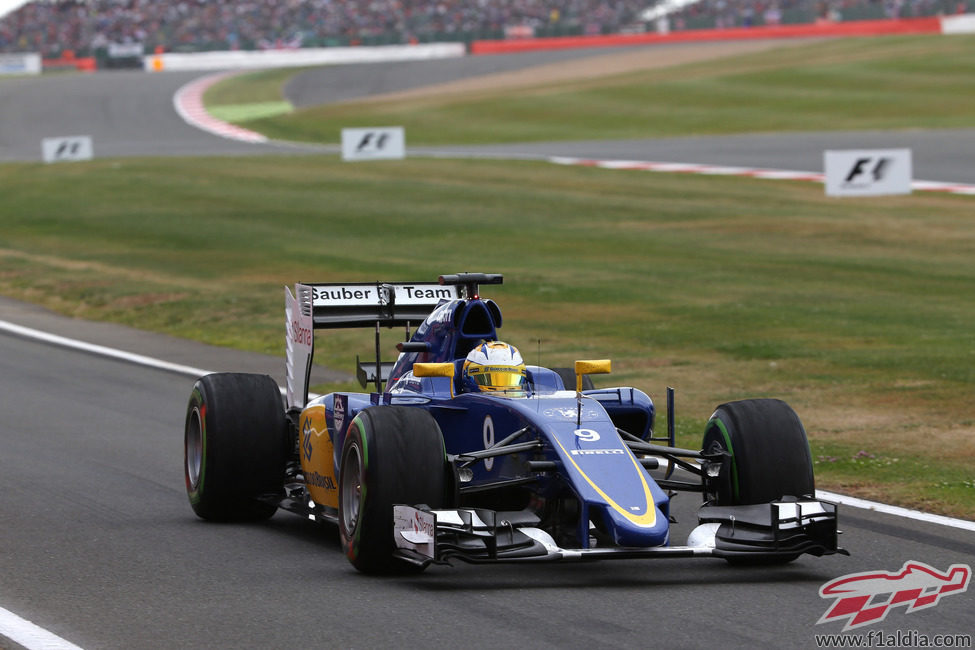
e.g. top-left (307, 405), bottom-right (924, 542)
top-left (462, 342), bottom-right (527, 394)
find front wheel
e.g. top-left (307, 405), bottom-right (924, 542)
top-left (339, 406), bottom-right (446, 574)
top-left (703, 398), bottom-right (814, 506)
top-left (703, 399), bottom-right (814, 565)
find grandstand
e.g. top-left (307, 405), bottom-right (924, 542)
top-left (0, 0), bottom-right (652, 57)
top-left (1, 0), bottom-right (972, 58)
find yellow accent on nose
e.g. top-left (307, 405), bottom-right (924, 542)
top-left (553, 436), bottom-right (656, 527)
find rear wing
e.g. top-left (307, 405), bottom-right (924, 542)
top-left (284, 281), bottom-right (463, 409)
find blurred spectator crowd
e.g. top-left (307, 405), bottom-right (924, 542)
top-left (0, 0), bottom-right (653, 56)
top-left (669, 0), bottom-right (971, 30)
top-left (1, 0), bottom-right (971, 56)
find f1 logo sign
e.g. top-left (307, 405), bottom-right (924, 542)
top-left (356, 131), bottom-right (388, 153)
top-left (844, 156), bottom-right (890, 183)
top-left (41, 136), bottom-right (94, 163)
top-left (824, 149), bottom-right (912, 197)
top-left (341, 127), bottom-right (405, 161)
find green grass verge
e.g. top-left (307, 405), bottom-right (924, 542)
top-left (206, 35), bottom-right (975, 145)
top-left (1, 155), bottom-right (973, 517)
top-left (204, 67), bottom-right (305, 105)
top-left (208, 101), bottom-right (293, 123)
top-left (203, 67), bottom-right (299, 123)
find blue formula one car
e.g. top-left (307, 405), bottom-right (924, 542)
top-left (183, 273), bottom-right (847, 573)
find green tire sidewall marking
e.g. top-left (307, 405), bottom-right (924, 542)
top-left (710, 417), bottom-right (739, 503)
top-left (347, 415), bottom-right (368, 560)
top-left (188, 388), bottom-right (207, 505)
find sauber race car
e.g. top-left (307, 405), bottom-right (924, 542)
top-left (183, 273), bottom-right (847, 573)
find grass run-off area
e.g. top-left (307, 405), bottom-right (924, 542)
top-left (203, 34), bottom-right (975, 144)
top-left (1, 156), bottom-right (973, 518)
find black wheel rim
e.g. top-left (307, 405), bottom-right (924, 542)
top-left (186, 407), bottom-right (203, 489)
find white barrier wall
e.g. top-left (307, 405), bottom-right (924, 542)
top-left (0, 52), bottom-right (41, 75)
top-left (941, 13), bottom-right (975, 34)
top-left (145, 43), bottom-right (466, 72)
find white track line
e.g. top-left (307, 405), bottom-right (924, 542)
top-left (0, 320), bottom-right (311, 401)
top-left (0, 319), bottom-right (212, 377)
top-left (817, 490), bottom-right (975, 532)
top-left (549, 156), bottom-right (975, 195)
top-left (0, 607), bottom-right (83, 650)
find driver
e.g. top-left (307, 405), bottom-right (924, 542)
top-left (462, 341), bottom-right (528, 395)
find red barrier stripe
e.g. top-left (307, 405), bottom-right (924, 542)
top-left (41, 56), bottom-right (96, 71)
top-left (470, 17), bottom-right (943, 54)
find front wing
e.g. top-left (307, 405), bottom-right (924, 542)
top-left (392, 499), bottom-right (847, 567)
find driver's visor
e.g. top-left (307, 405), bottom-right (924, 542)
top-left (469, 365), bottom-right (526, 390)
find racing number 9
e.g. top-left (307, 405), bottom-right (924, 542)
top-left (483, 416), bottom-right (495, 471)
top-left (574, 428), bottom-right (600, 442)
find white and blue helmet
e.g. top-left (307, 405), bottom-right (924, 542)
top-left (462, 342), bottom-right (527, 394)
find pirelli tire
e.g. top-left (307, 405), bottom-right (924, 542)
top-left (703, 398), bottom-right (814, 506)
top-left (184, 372), bottom-right (287, 521)
top-left (703, 398), bottom-right (814, 565)
top-left (339, 406), bottom-right (447, 574)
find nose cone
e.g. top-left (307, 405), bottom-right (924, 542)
top-left (551, 420), bottom-right (670, 547)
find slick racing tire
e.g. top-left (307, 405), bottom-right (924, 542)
top-left (552, 367), bottom-right (595, 392)
top-left (184, 373), bottom-right (287, 521)
top-left (703, 399), bottom-right (814, 565)
top-left (339, 406), bottom-right (446, 574)
top-left (703, 398), bottom-right (814, 506)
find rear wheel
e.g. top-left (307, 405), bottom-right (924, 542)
top-left (339, 406), bottom-right (446, 574)
top-left (702, 398), bottom-right (814, 564)
top-left (184, 373), bottom-right (286, 521)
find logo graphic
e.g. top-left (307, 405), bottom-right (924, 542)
top-left (818, 561), bottom-right (971, 631)
top-left (356, 131), bottom-right (389, 153)
top-left (56, 141), bottom-right (82, 157)
top-left (543, 407), bottom-right (601, 420)
top-left (333, 395), bottom-right (347, 434)
top-left (302, 417), bottom-right (314, 462)
top-left (844, 156), bottom-right (891, 185)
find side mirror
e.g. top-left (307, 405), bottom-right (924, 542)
top-left (573, 359), bottom-right (611, 392)
top-left (414, 362), bottom-right (456, 397)
top-left (413, 363), bottom-right (455, 378)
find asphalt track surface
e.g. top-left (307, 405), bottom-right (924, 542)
top-left (1, 305), bottom-right (973, 649)
top-left (1, 45), bottom-right (974, 649)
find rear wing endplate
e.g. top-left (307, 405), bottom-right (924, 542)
top-left (284, 281), bottom-right (462, 409)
